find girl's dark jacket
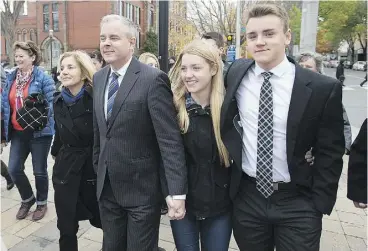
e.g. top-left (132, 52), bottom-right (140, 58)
top-left (183, 99), bottom-right (231, 219)
top-left (51, 85), bottom-right (101, 228)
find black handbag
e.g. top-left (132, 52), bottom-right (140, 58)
top-left (16, 93), bottom-right (49, 133)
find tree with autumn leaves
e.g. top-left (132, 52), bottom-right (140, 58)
top-left (317, 1), bottom-right (367, 57)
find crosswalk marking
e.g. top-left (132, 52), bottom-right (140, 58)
top-left (342, 85), bottom-right (368, 91)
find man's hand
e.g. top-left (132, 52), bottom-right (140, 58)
top-left (353, 201), bottom-right (367, 209)
top-left (166, 196), bottom-right (186, 220)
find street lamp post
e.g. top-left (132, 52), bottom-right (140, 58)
top-left (49, 30), bottom-right (54, 72)
top-left (158, 1), bottom-right (169, 73)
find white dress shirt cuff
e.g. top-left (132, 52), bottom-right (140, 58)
top-left (165, 195), bottom-right (186, 203)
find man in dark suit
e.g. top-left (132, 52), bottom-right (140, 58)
top-left (93, 15), bottom-right (187, 251)
top-left (220, 4), bottom-right (345, 251)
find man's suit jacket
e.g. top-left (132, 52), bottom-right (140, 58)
top-left (347, 119), bottom-right (367, 204)
top-left (221, 57), bottom-right (345, 215)
top-left (92, 58), bottom-right (187, 207)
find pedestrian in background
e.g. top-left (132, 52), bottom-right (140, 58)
top-left (0, 65), bottom-right (14, 190)
top-left (360, 72), bottom-right (367, 87)
top-left (90, 50), bottom-right (106, 71)
top-left (298, 52), bottom-right (352, 154)
top-left (139, 52), bottom-right (160, 69)
top-left (201, 31), bottom-right (230, 75)
top-left (1, 41), bottom-right (55, 221)
top-left (336, 59), bottom-right (345, 86)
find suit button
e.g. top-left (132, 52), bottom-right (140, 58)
top-left (107, 136), bottom-right (111, 140)
top-left (231, 159), bottom-right (234, 164)
top-left (61, 180), bottom-right (65, 184)
top-left (224, 184), bottom-right (228, 188)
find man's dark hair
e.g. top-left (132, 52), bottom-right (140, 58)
top-left (201, 32), bottom-right (225, 49)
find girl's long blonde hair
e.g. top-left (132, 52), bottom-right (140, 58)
top-left (169, 40), bottom-right (230, 167)
top-left (58, 50), bottom-right (96, 86)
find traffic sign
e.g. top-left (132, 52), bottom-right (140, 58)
top-left (227, 49), bottom-right (236, 63)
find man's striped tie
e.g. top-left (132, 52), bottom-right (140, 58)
top-left (106, 72), bottom-right (120, 121)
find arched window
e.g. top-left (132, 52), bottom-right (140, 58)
top-left (29, 30), bottom-right (34, 41)
top-left (17, 30), bottom-right (22, 41)
top-left (22, 29), bottom-right (27, 41)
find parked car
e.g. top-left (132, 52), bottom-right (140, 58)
top-left (352, 61), bottom-right (367, 71)
top-left (329, 60), bottom-right (339, 68)
top-left (343, 61), bottom-right (353, 69)
top-left (323, 61), bottom-right (331, 68)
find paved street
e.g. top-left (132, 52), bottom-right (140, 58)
top-left (1, 69), bottom-right (367, 251)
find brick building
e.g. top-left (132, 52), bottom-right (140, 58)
top-left (1, 0), bottom-right (157, 70)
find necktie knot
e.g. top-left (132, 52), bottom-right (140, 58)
top-left (261, 72), bottom-right (273, 81)
top-left (111, 72), bottom-right (119, 80)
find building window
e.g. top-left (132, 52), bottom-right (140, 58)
top-left (150, 10), bottom-right (154, 27)
top-left (135, 6), bottom-right (140, 25)
top-left (29, 30), bottom-right (34, 41)
top-left (130, 4), bottom-right (133, 21)
top-left (52, 3), bottom-right (59, 31)
top-left (22, 30), bottom-right (27, 41)
top-left (148, 10), bottom-right (152, 27)
top-left (52, 40), bottom-right (60, 58)
top-left (120, 1), bottom-right (126, 17)
top-left (17, 30), bottom-right (21, 41)
top-left (125, 3), bottom-right (133, 20)
top-left (43, 4), bottom-right (49, 31)
top-left (136, 32), bottom-right (140, 49)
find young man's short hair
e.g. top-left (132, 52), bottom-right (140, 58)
top-left (245, 4), bottom-right (290, 32)
top-left (201, 32), bottom-right (225, 49)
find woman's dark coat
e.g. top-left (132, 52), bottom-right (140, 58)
top-left (51, 85), bottom-right (101, 229)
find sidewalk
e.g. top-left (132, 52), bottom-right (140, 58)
top-left (1, 147), bottom-right (367, 251)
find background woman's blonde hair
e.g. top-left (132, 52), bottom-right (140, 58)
top-left (169, 39), bottom-right (230, 167)
top-left (58, 50), bottom-right (96, 86)
top-left (138, 52), bottom-right (160, 68)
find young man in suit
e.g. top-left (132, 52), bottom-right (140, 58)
top-left (347, 119), bottom-right (367, 209)
top-left (220, 4), bottom-right (345, 251)
top-left (93, 15), bottom-right (187, 251)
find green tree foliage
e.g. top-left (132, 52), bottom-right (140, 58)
top-left (288, 5), bottom-right (302, 46)
top-left (318, 0), bottom-right (367, 56)
top-left (141, 30), bottom-right (158, 55)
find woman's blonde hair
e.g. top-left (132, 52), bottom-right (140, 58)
top-left (138, 52), bottom-right (160, 68)
top-left (58, 50), bottom-right (96, 86)
top-left (169, 39), bottom-right (230, 167)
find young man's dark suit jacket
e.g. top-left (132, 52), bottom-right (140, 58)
top-left (92, 58), bottom-right (187, 249)
top-left (221, 57), bottom-right (345, 215)
top-left (347, 118), bottom-right (367, 204)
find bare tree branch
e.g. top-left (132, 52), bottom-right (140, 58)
top-left (1, 0), bottom-right (25, 65)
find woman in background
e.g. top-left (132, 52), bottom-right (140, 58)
top-left (138, 52), bottom-right (160, 69)
top-left (89, 50), bottom-right (106, 71)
